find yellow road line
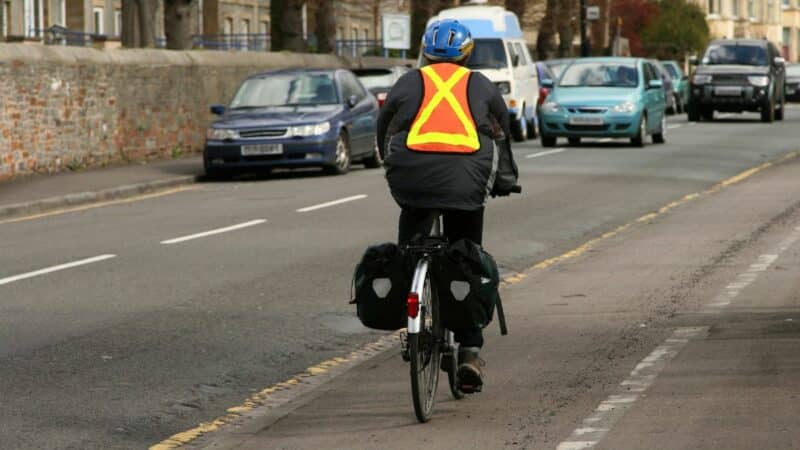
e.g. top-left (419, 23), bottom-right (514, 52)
top-left (0, 186), bottom-right (198, 225)
top-left (150, 150), bottom-right (799, 447)
top-left (533, 151), bottom-right (799, 270)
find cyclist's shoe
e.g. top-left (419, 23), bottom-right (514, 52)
top-left (456, 349), bottom-right (484, 394)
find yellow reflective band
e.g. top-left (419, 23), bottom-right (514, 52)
top-left (407, 66), bottom-right (480, 150)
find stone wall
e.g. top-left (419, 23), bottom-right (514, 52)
top-left (0, 44), bottom-right (406, 181)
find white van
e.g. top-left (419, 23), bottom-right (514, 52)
top-left (427, 2), bottom-right (539, 141)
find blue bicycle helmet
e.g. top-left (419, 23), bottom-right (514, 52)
top-left (422, 20), bottom-right (474, 62)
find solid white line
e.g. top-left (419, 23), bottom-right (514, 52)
top-left (0, 254), bottom-right (117, 286)
top-left (667, 124), bottom-right (682, 129)
top-left (160, 219), bottom-right (267, 244)
top-left (296, 195), bottom-right (368, 213)
top-left (526, 148), bottom-right (567, 159)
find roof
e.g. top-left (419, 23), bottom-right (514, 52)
top-left (710, 38), bottom-right (768, 47)
top-left (432, 5), bottom-right (524, 39)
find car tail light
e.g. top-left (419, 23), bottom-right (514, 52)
top-left (407, 292), bottom-right (419, 318)
top-left (377, 92), bottom-right (388, 107)
top-left (538, 87), bottom-right (550, 105)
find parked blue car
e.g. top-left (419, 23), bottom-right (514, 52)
top-left (204, 68), bottom-right (381, 178)
top-left (539, 57), bottom-right (667, 147)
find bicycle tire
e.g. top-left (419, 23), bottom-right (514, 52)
top-left (409, 269), bottom-right (441, 422)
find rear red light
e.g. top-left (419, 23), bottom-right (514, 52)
top-left (538, 87), bottom-right (550, 105)
top-left (377, 92), bottom-right (388, 107)
top-left (407, 293), bottom-right (419, 318)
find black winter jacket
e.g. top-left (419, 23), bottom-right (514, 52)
top-left (377, 66), bottom-right (519, 211)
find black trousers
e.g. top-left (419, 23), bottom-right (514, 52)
top-left (398, 206), bottom-right (485, 349)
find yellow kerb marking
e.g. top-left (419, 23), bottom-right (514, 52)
top-left (533, 151), bottom-right (799, 270)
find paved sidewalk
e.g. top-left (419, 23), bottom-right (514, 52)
top-left (0, 156), bottom-right (202, 219)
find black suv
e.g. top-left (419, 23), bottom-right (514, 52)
top-left (688, 39), bottom-right (786, 123)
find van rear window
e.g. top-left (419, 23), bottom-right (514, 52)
top-left (465, 39), bottom-right (508, 70)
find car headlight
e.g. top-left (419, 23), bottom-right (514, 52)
top-left (692, 74), bottom-right (713, 85)
top-left (611, 102), bottom-right (636, 113)
top-left (541, 101), bottom-right (561, 113)
top-left (289, 122), bottom-right (331, 137)
top-left (748, 76), bottom-right (769, 87)
top-left (494, 82), bottom-right (511, 95)
top-left (206, 128), bottom-right (239, 140)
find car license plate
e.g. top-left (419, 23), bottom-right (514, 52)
top-left (715, 86), bottom-right (742, 97)
top-left (569, 116), bottom-right (604, 126)
top-left (241, 144), bottom-right (283, 156)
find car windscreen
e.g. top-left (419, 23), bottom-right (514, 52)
top-left (703, 44), bottom-right (767, 66)
top-left (787, 65), bottom-right (800, 77)
top-left (558, 61), bottom-right (639, 88)
top-left (352, 69), bottom-right (395, 90)
top-left (465, 39), bottom-right (508, 70)
top-left (545, 60), bottom-right (572, 79)
top-left (230, 73), bottom-right (339, 108)
top-left (663, 63), bottom-right (681, 79)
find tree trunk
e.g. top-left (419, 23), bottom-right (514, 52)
top-left (271, 0), bottom-right (305, 52)
top-left (164, 0), bottom-right (195, 49)
top-left (505, 0), bottom-right (526, 22)
top-left (556, 0), bottom-right (577, 57)
top-left (409, 0), bottom-right (432, 59)
top-left (121, 0), bottom-right (139, 47)
top-left (536, 0), bottom-right (558, 60)
top-left (315, 0), bottom-right (336, 53)
top-left (137, 0), bottom-right (157, 47)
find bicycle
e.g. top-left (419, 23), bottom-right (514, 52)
top-left (400, 189), bottom-right (517, 422)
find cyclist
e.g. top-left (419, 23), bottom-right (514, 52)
top-left (377, 19), bottom-right (518, 393)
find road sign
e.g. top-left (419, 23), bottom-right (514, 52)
top-left (586, 6), bottom-right (600, 21)
top-left (382, 14), bottom-right (411, 50)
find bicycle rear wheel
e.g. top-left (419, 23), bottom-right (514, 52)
top-left (409, 268), bottom-right (441, 423)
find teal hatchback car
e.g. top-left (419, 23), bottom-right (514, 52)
top-left (539, 58), bottom-right (667, 147)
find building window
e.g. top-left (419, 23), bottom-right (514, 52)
top-left (93, 7), bottom-right (104, 34)
top-left (783, 0), bottom-right (790, 8)
top-left (260, 21), bottom-right (268, 36)
top-left (114, 10), bottom-right (121, 36)
top-left (708, 0), bottom-right (716, 14)
top-left (768, 0), bottom-right (775, 21)
top-left (224, 17), bottom-right (233, 35)
top-left (301, 3), bottom-right (308, 40)
top-left (748, 0), bottom-right (757, 19)
top-left (351, 26), bottom-right (358, 40)
top-left (363, 28), bottom-right (369, 40)
top-left (2, 1), bottom-right (9, 37)
top-left (241, 18), bottom-right (250, 34)
top-left (24, 0), bottom-right (45, 37)
top-left (732, 0), bottom-right (741, 16)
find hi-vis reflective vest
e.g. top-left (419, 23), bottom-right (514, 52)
top-left (406, 63), bottom-right (480, 153)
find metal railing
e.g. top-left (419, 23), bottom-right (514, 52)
top-left (335, 39), bottom-right (384, 57)
top-left (192, 34), bottom-right (270, 51)
top-left (32, 26), bottom-right (97, 46)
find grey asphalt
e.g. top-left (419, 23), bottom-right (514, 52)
top-left (1, 110), bottom-right (799, 449)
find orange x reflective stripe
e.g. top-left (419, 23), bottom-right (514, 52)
top-left (407, 63), bottom-right (480, 153)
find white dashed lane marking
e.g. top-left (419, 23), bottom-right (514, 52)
top-left (0, 254), bottom-right (117, 286)
top-left (160, 219), bottom-right (267, 244)
top-left (525, 148), bottom-right (567, 159)
top-left (296, 195), bottom-right (368, 213)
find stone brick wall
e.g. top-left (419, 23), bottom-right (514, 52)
top-left (0, 44), bottom-right (405, 181)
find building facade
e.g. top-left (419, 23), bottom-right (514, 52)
top-left (692, 0), bottom-right (800, 61)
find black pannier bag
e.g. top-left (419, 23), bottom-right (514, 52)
top-left (351, 243), bottom-right (411, 330)
top-left (433, 239), bottom-right (501, 331)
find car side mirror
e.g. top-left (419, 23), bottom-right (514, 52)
top-left (689, 57), bottom-right (699, 66)
top-left (541, 78), bottom-right (554, 88)
top-left (347, 95), bottom-right (359, 108)
top-left (774, 56), bottom-right (786, 66)
top-left (648, 79), bottom-right (663, 89)
top-left (210, 104), bottom-right (226, 115)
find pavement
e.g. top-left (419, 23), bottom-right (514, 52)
top-left (2, 110), bottom-right (800, 449)
top-left (0, 156), bottom-right (202, 220)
